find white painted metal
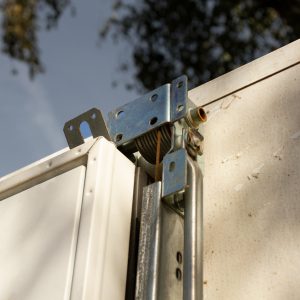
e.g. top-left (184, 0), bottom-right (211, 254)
top-left (0, 166), bottom-right (86, 300)
top-left (189, 40), bottom-right (300, 299)
top-left (0, 137), bottom-right (135, 300)
top-left (189, 39), bottom-right (300, 107)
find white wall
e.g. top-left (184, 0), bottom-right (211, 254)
top-left (190, 40), bottom-right (300, 299)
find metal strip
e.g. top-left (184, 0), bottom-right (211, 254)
top-left (126, 167), bottom-right (149, 300)
top-left (162, 149), bottom-right (187, 198)
top-left (184, 157), bottom-right (203, 300)
top-left (171, 75), bottom-right (188, 121)
top-left (158, 203), bottom-right (184, 299)
top-left (135, 182), bottom-right (162, 300)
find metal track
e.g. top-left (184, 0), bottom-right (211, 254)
top-left (135, 156), bottom-right (203, 300)
top-left (184, 157), bottom-right (203, 300)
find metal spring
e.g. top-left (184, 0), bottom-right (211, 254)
top-left (135, 124), bottom-right (172, 164)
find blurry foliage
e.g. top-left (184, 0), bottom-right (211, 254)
top-left (101, 0), bottom-right (300, 91)
top-left (0, 0), bottom-right (299, 87)
top-left (0, 0), bottom-right (71, 78)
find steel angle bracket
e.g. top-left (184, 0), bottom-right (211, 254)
top-left (162, 148), bottom-right (187, 198)
top-left (107, 75), bottom-right (188, 146)
top-left (171, 76), bottom-right (188, 121)
top-left (63, 108), bottom-right (110, 149)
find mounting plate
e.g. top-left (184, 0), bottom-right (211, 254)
top-left (63, 108), bottom-right (110, 149)
top-left (107, 75), bottom-right (188, 147)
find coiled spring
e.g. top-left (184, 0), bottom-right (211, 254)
top-left (135, 124), bottom-right (172, 164)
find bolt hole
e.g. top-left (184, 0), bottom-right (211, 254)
top-left (150, 94), bottom-right (158, 102)
top-left (169, 161), bottom-right (175, 172)
top-left (176, 251), bottom-right (182, 264)
top-left (149, 117), bottom-right (158, 125)
top-left (115, 110), bottom-right (124, 119)
top-left (116, 133), bottom-right (123, 142)
top-left (177, 104), bottom-right (184, 112)
top-left (69, 125), bottom-right (74, 131)
top-left (176, 268), bottom-right (182, 281)
top-left (177, 81), bottom-right (183, 88)
top-left (91, 112), bottom-right (97, 120)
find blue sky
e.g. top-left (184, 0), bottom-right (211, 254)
top-left (0, 0), bottom-right (138, 176)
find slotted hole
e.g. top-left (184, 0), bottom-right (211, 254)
top-left (80, 121), bottom-right (92, 139)
top-left (91, 112), bottom-right (97, 120)
top-left (176, 251), bottom-right (182, 264)
top-left (176, 268), bottom-right (182, 281)
top-left (69, 125), bottom-right (74, 131)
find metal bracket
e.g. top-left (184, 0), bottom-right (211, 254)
top-left (171, 76), bottom-right (188, 121)
top-left (162, 149), bottom-right (187, 198)
top-left (107, 75), bottom-right (188, 146)
top-left (63, 108), bottom-right (110, 149)
top-left (61, 75), bottom-right (206, 300)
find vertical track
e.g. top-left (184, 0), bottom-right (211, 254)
top-left (135, 182), bottom-right (162, 300)
top-left (126, 167), bottom-right (149, 300)
top-left (184, 157), bottom-right (203, 300)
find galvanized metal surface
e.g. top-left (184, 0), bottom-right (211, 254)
top-left (162, 149), bottom-right (187, 198)
top-left (158, 202), bottom-right (184, 299)
top-left (189, 40), bottom-right (300, 299)
top-left (126, 167), bottom-right (149, 300)
top-left (107, 75), bottom-right (188, 147)
top-left (184, 156), bottom-right (203, 300)
top-left (170, 75), bottom-right (188, 121)
top-left (108, 84), bottom-right (171, 146)
top-left (135, 181), bottom-right (185, 300)
top-left (135, 182), bottom-right (162, 300)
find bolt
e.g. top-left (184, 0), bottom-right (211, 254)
top-left (186, 107), bottom-right (207, 128)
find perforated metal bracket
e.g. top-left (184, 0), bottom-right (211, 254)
top-left (107, 75), bottom-right (188, 147)
top-left (63, 108), bottom-right (110, 149)
top-left (162, 148), bottom-right (187, 198)
top-left (171, 75), bottom-right (188, 121)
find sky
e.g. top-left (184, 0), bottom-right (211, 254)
top-left (0, 0), bottom-right (139, 176)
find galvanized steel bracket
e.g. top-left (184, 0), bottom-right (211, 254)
top-left (63, 108), bottom-right (110, 149)
top-left (107, 75), bottom-right (188, 146)
top-left (162, 149), bottom-right (187, 198)
top-left (61, 75), bottom-right (206, 300)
